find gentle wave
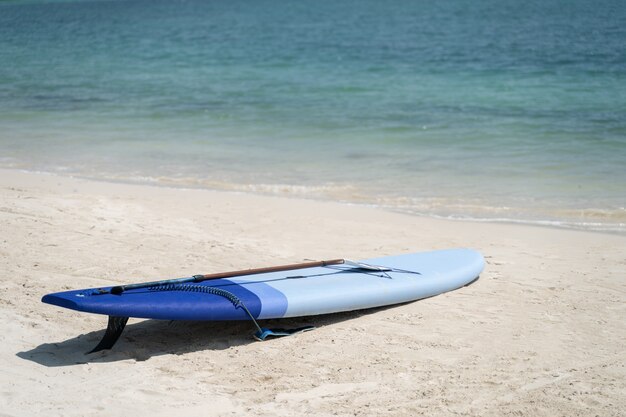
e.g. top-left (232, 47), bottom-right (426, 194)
top-left (11, 167), bottom-right (624, 235)
top-left (375, 197), bottom-right (626, 234)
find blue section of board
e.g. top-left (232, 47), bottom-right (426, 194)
top-left (42, 279), bottom-right (289, 321)
top-left (42, 249), bottom-right (485, 321)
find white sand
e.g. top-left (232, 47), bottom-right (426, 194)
top-left (1, 168), bottom-right (624, 416)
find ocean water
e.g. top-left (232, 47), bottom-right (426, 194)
top-left (1, 0), bottom-right (625, 233)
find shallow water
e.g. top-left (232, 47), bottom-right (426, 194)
top-left (1, 0), bottom-right (625, 232)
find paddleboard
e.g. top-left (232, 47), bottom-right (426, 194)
top-left (42, 248), bottom-right (484, 351)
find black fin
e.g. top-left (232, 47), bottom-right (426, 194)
top-left (87, 316), bottom-right (129, 354)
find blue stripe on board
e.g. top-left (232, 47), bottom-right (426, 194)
top-left (42, 279), bottom-right (289, 321)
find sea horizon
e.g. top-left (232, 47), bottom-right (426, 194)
top-left (1, 0), bottom-right (625, 234)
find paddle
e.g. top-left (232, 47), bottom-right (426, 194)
top-left (105, 258), bottom-right (389, 295)
top-left (88, 258), bottom-right (395, 352)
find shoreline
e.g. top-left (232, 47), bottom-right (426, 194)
top-left (3, 167), bottom-right (624, 237)
top-left (2, 167), bottom-right (625, 416)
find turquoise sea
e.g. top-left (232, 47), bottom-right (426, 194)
top-left (1, 0), bottom-right (625, 233)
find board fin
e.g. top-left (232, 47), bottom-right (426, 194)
top-left (87, 316), bottom-right (129, 354)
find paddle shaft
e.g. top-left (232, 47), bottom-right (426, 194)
top-left (109, 258), bottom-right (345, 295)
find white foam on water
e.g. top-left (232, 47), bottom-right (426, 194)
top-left (7, 166), bottom-right (624, 235)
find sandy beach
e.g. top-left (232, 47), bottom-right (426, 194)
top-left (0, 168), bottom-right (624, 416)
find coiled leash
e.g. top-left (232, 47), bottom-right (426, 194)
top-left (88, 284), bottom-right (314, 354)
top-left (147, 284), bottom-right (314, 341)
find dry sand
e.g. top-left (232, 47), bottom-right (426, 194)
top-left (1, 168), bottom-right (624, 416)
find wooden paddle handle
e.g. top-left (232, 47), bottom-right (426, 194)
top-left (108, 258), bottom-right (346, 295)
top-left (195, 258), bottom-right (346, 281)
